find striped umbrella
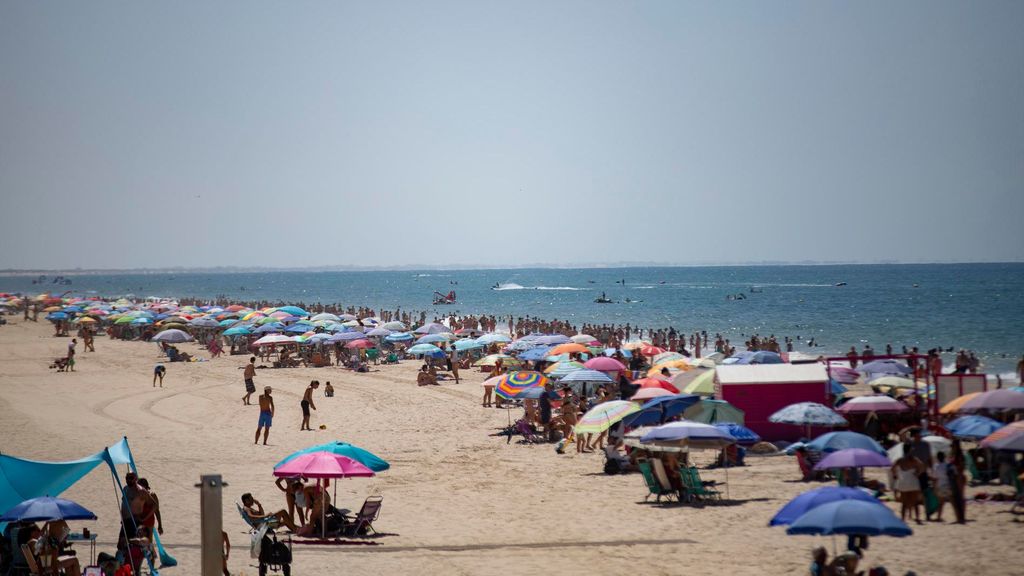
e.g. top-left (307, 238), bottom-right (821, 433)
top-left (575, 400), bottom-right (641, 435)
top-left (495, 371), bottom-right (549, 400)
top-left (639, 345), bottom-right (666, 357)
top-left (939, 392), bottom-right (981, 414)
top-left (545, 361), bottom-right (586, 377)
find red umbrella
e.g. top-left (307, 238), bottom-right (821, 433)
top-left (633, 377), bottom-right (680, 394)
top-left (640, 345), bottom-right (666, 357)
top-left (345, 339), bottom-right (374, 349)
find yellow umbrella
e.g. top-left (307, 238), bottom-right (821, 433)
top-left (74, 316), bottom-right (97, 323)
top-left (679, 369), bottom-right (716, 396)
top-left (43, 306), bottom-right (62, 312)
top-left (648, 360), bottom-right (693, 376)
top-left (939, 392), bottom-right (982, 415)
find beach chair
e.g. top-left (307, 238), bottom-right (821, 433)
top-left (515, 419), bottom-right (542, 443)
top-left (637, 458), bottom-right (676, 503)
top-left (682, 466), bottom-right (722, 502)
top-left (342, 496), bottom-right (383, 536)
top-left (20, 544), bottom-right (43, 576)
top-left (237, 502), bottom-right (281, 532)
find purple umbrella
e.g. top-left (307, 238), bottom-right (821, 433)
top-left (414, 322), bottom-right (448, 334)
top-left (836, 395), bottom-right (909, 414)
top-left (858, 359), bottom-right (912, 376)
top-left (329, 331), bottom-right (370, 342)
top-left (813, 448), bottom-right (892, 470)
top-left (960, 389), bottom-right (1024, 413)
top-left (828, 366), bottom-right (860, 384)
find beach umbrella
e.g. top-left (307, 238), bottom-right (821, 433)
top-left (631, 387), bottom-right (673, 401)
top-left (454, 339), bottom-right (485, 352)
top-left (786, 500), bottom-right (912, 537)
top-left (827, 366), bottom-right (861, 384)
top-left (980, 421), bottom-right (1024, 451)
top-left (407, 343), bottom-right (444, 356)
top-left (770, 488), bottom-right (883, 526)
top-left (455, 328), bottom-right (485, 337)
top-left (473, 354), bottom-right (523, 368)
top-left (770, 402), bottom-right (847, 427)
top-left (570, 334), bottom-right (599, 344)
top-left (275, 442), bottom-right (390, 472)
top-left (545, 361), bottom-right (586, 378)
top-left (675, 369), bottom-right (716, 396)
top-left (252, 323), bottom-right (284, 334)
top-left (414, 322), bottom-right (448, 334)
top-left (647, 360), bottom-right (692, 376)
top-left (858, 359), bottom-right (913, 376)
top-left (365, 327), bottom-right (392, 337)
top-left (867, 376), bottom-right (918, 389)
top-left (813, 448), bottom-right (891, 470)
top-left (574, 400), bottom-right (641, 435)
top-left (886, 435), bottom-right (951, 460)
top-left (634, 377), bottom-right (680, 394)
top-left (223, 326), bottom-right (252, 337)
top-left (384, 332), bottom-right (414, 342)
top-left (640, 420), bottom-right (736, 450)
top-left (959, 389), bottom-right (1024, 413)
top-left (476, 333), bottom-right (513, 345)
top-left (273, 451), bottom-right (374, 479)
top-left (218, 318), bottom-right (241, 327)
top-left (345, 339), bottom-right (374, 349)
top-left (604, 347), bottom-right (632, 358)
top-left (639, 345), bottom-right (666, 357)
top-left (381, 321), bottom-right (407, 331)
top-left (517, 346), bottom-right (553, 361)
top-left (837, 395), bottom-right (909, 414)
top-left (535, 334), bottom-right (571, 345)
top-left (583, 357), bottom-right (625, 372)
top-left (46, 311), bottom-right (69, 321)
top-left (624, 394), bottom-right (701, 427)
top-left (514, 386), bottom-right (560, 400)
top-left (684, 398), bottom-right (745, 424)
top-left (653, 352), bottom-right (686, 364)
top-left (939, 392), bottom-right (982, 414)
top-left (548, 343), bottom-right (590, 356)
top-left (188, 316), bottom-right (220, 328)
top-left (310, 313), bottom-right (340, 322)
top-left (560, 369), bottom-right (613, 385)
top-left (415, 333), bottom-right (450, 345)
top-left (253, 334), bottom-right (294, 346)
top-left (151, 329), bottom-right (194, 343)
top-left (945, 415), bottom-right (1005, 440)
top-left (330, 331), bottom-right (370, 342)
top-left (495, 371), bottom-right (549, 400)
top-left (621, 341), bottom-right (651, 351)
top-left (275, 306), bottom-right (309, 317)
top-left (0, 496), bottom-right (97, 523)
top-left (73, 316), bottom-right (97, 324)
top-left (807, 431), bottom-right (885, 455)
top-left (284, 323), bottom-right (312, 334)
top-left (713, 423), bottom-right (761, 445)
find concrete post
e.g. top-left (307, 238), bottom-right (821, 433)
top-left (198, 474), bottom-right (226, 576)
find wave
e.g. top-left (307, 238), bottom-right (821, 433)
top-left (535, 286), bottom-right (584, 291)
top-left (492, 283), bottom-right (584, 291)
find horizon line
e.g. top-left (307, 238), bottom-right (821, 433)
top-left (1, 259), bottom-right (1022, 275)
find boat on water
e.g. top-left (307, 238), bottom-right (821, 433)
top-left (594, 292), bottom-right (613, 304)
top-left (433, 290), bottom-right (457, 305)
top-left (834, 282), bottom-right (847, 287)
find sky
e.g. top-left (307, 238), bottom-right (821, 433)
top-left (1, 1), bottom-right (1023, 270)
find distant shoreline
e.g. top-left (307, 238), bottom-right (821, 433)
top-left (1, 260), bottom-right (1020, 277)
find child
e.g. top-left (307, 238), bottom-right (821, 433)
top-left (324, 381), bottom-right (334, 397)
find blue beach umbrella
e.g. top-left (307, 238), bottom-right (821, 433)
top-left (275, 306), bottom-right (309, 317)
top-left (218, 318), bottom-right (241, 327)
top-left (604, 347), bottom-right (632, 358)
top-left (560, 369), bottom-right (614, 384)
top-left (786, 500), bottom-right (912, 537)
top-left (275, 441), bottom-right (389, 472)
top-left (416, 333), bottom-right (450, 345)
top-left (640, 421), bottom-right (737, 449)
top-left (517, 346), bottom-right (554, 362)
top-left (623, 394), bottom-right (700, 427)
top-left (770, 487), bottom-right (882, 526)
top-left (253, 323), bottom-right (285, 334)
top-left (46, 312), bottom-right (69, 321)
top-left (285, 324), bottom-right (311, 334)
top-left (408, 343), bottom-right (444, 356)
top-left (0, 496), bottom-right (97, 523)
top-left (945, 415), bottom-right (1005, 440)
top-left (713, 422), bottom-right (761, 445)
top-left (807, 431), bottom-right (885, 455)
top-left (329, 331), bottom-right (368, 342)
top-left (858, 359), bottom-right (913, 376)
top-left (223, 326), bottom-right (252, 337)
top-left (454, 339), bottom-right (484, 352)
top-left (385, 332), bottom-right (414, 342)
top-left (514, 386), bottom-right (560, 400)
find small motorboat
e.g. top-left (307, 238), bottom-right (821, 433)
top-left (433, 290), bottom-right (457, 305)
top-left (594, 292), bottom-right (613, 304)
top-left (834, 282), bottom-right (847, 287)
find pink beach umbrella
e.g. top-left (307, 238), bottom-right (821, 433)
top-left (345, 339), bottom-right (374, 349)
top-left (584, 357), bottom-right (626, 372)
top-left (273, 452), bottom-right (374, 537)
top-left (828, 366), bottom-right (861, 384)
top-left (631, 387), bottom-right (674, 402)
top-left (837, 395), bottom-right (909, 414)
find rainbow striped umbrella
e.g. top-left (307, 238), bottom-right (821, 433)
top-left (495, 371), bottom-right (549, 400)
top-left (575, 401), bottom-right (641, 435)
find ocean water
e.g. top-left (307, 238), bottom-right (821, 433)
top-left (2, 263), bottom-right (1022, 375)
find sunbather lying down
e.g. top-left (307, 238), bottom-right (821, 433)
top-left (241, 493), bottom-right (297, 532)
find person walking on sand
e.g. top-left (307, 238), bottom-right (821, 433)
top-left (67, 338), bottom-right (77, 372)
top-left (242, 357), bottom-right (256, 405)
top-left (255, 386), bottom-right (275, 445)
top-left (300, 381), bottom-right (318, 431)
top-left (153, 364), bottom-right (166, 387)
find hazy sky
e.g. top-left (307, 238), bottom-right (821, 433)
top-left (2, 1), bottom-right (1022, 270)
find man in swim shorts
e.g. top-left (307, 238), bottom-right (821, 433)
top-left (255, 386), bottom-right (274, 445)
top-left (300, 381), bottom-right (318, 431)
top-left (242, 357), bottom-right (256, 405)
top-left (153, 364), bottom-right (166, 387)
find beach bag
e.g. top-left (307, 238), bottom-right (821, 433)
top-left (924, 487), bottom-right (939, 516)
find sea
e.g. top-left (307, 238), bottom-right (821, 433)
top-left (2, 263), bottom-right (1022, 377)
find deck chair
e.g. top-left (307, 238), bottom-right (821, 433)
top-left (342, 495), bottom-right (383, 536)
top-left (237, 502), bottom-right (281, 532)
top-left (683, 466), bottom-right (722, 502)
top-left (637, 458), bottom-right (675, 503)
top-left (965, 452), bottom-right (994, 485)
top-left (20, 544), bottom-right (43, 576)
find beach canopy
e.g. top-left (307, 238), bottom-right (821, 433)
top-left (639, 420), bottom-right (736, 450)
top-left (0, 496), bottom-right (97, 523)
top-left (770, 487), bottom-right (881, 526)
top-left (273, 452), bottom-right (374, 479)
top-left (813, 448), bottom-right (891, 470)
top-left (151, 329), bottom-right (194, 343)
top-left (786, 500), bottom-right (912, 537)
top-left (945, 415), bottom-right (1005, 440)
top-left (769, 402), bottom-right (847, 427)
top-left (807, 431), bottom-right (885, 455)
top-left (837, 395), bottom-right (909, 414)
top-left (275, 442), bottom-right (389, 472)
top-left (574, 401), bottom-right (641, 435)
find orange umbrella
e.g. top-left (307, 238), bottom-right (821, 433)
top-left (634, 377), bottom-right (680, 394)
top-left (939, 392), bottom-right (982, 415)
top-left (648, 360), bottom-right (693, 376)
top-left (548, 343), bottom-right (590, 356)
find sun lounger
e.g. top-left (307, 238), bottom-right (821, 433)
top-left (342, 495), bottom-right (383, 536)
top-left (681, 466), bottom-right (722, 502)
top-left (637, 458), bottom-right (676, 503)
top-left (237, 502), bottom-right (281, 532)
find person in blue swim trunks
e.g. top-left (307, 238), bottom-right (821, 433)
top-left (255, 386), bottom-right (275, 445)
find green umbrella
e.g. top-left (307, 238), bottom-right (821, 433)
top-left (684, 398), bottom-right (745, 425)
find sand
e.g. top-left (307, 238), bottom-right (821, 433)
top-left (1, 318), bottom-right (1021, 576)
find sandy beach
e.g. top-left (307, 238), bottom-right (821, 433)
top-left (1, 317), bottom-right (1021, 576)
